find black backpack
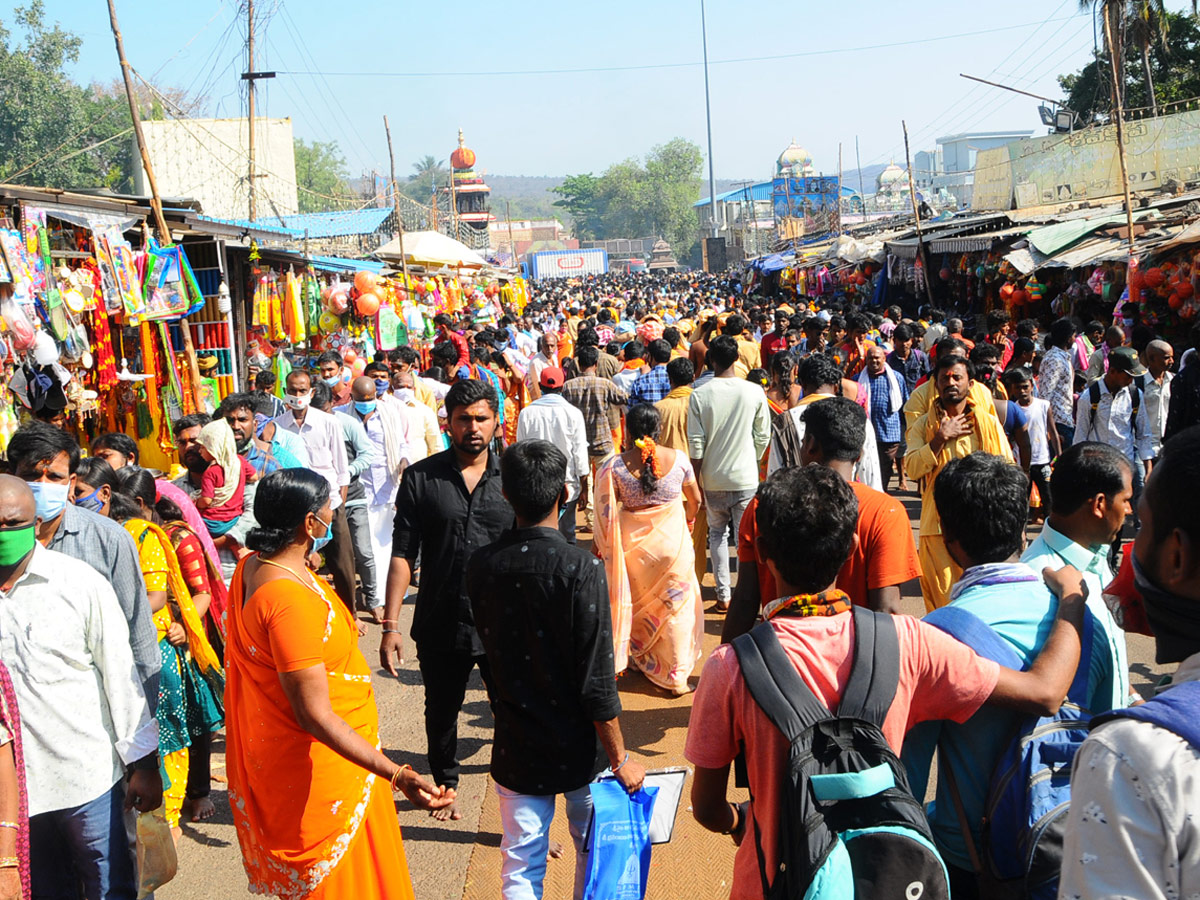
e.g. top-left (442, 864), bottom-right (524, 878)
top-left (733, 608), bottom-right (950, 900)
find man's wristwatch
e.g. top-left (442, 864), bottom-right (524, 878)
top-left (127, 752), bottom-right (159, 775)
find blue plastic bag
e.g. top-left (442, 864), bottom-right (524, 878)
top-left (583, 780), bottom-right (658, 900)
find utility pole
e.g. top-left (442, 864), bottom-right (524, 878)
top-left (856, 136), bottom-right (865, 218)
top-left (383, 115), bottom-right (411, 283)
top-left (241, 0), bottom-right (275, 221)
top-left (700, 0), bottom-right (718, 239)
top-left (903, 121), bottom-right (936, 309)
top-left (837, 142), bottom-right (843, 237)
top-left (505, 199), bottom-right (518, 270)
top-left (1103, 9), bottom-right (1137, 258)
top-left (107, 0), bottom-right (204, 409)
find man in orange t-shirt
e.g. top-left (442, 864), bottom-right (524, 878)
top-left (723, 396), bottom-right (920, 642)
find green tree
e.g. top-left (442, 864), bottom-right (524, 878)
top-left (551, 173), bottom-right (603, 239)
top-left (643, 138), bottom-right (703, 260)
top-left (293, 138), bottom-right (357, 213)
top-left (1060, 8), bottom-right (1200, 123)
top-left (409, 154), bottom-right (447, 182)
top-left (1127, 1), bottom-right (1170, 116)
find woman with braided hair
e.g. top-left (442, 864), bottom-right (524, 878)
top-left (594, 404), bottom-right (704, 694)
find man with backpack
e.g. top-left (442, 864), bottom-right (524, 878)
top-left (1058, 425), bottom-right (1200, 900)
top-left (684, 464), bottom-right (1090, 900)
top-left (900, 453), bottom-right (1125, 899)
top-left (1073, 345), bottom-right (1153, 512)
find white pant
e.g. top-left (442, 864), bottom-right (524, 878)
top-left (495, 782), bottom-right (593, 900)
top-left (366, 503), bottom-right (395, 608)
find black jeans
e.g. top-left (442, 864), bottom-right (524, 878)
top-left (186, 730), bottom-right (212, 800)
top-left (559, 496), bottom-right (580, 544)
top-left (1030, 463), bottom-right (1052, 516)
top-left (416, 645), bottom-right (491, 789)
top-left (322, 504), bottom-right (357, 615)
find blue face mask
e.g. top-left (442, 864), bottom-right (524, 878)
top-left (74, 486), bottom-right (106, 513)
top-left (29, 481), bottom-right (70, 522)
top-left (310, 513), bottom-right (333, 554)
top-left (353, 400), bottom-right (377, 416)
top-left (323, 375), bottom-right (341, 388)
top-left (374, 379), bottom-right (389, 398)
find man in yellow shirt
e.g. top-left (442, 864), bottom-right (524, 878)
top-left (655, 358), bottom-right (705, 581)
top-left (905, 353), bottom-right (1013, 610)
top-left (903, 337), bottom-right (997, 431)
top-left (721, 313), bottom-right (761, 378)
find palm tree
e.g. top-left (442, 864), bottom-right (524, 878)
top-left (1127, 0), bottom-right (1169, 116)
top-left (1080, 1), bottom-right (1128, 109)
top-left (409, 154), bottom-right (446, 183)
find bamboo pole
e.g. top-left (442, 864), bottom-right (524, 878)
top-left (1104, 7), bottom-right (1137, 259)
top-left (107, 0), bottom-right (205, 410)
top-left (903, 121), bottom-right (936, 309)
top-left (383, 115), bottom-right (411, 284)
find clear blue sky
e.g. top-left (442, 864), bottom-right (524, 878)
top-left (29, 0), bottom-right (1194, 182)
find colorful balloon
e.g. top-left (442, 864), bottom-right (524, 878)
top-left (356, 291), bottom-right (381, 316)
top-left (354, 271), bottom-right (378, 295)
top-left (329, 290), bottom-right (349, 314)
top-left (351, 358), bottom-right (366, 377)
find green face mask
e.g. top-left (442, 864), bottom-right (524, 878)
top-left (0, 525), bottom-right (36, 567)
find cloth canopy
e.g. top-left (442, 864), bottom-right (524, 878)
top-left (375, 231), bottom-right (486, 268)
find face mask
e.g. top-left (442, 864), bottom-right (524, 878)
top-left (309, 514), bottom-right (333, 554)
top-left (374, 379), bottom-right (389, 398)
top-left (353, 400), bottom-right (377, 416)
top-left (323, 376), bottom-right (341, 388)
top-left (1131, 550), bottom-right (1200, 664)
top-left (28, 482), bottom-right (69, 522)
top-left (0, 525), bottom-right (36, 567)
top-left (284, 391), bottom-right (312, 412)
top-left (75, 487), bottom-right (106, 514)
top-left (396, 388), bottom-right (415, 404)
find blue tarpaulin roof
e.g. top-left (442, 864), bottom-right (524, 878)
top-left (255, 208), bottom-right (393, 239)
top-left (748, 252), bottom-right (791, 274)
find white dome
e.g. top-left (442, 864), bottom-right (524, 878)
top-left (777, 140), bottom-right (814, 176)
top-left (877, 162), bottom-right (908, 191)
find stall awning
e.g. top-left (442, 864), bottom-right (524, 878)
top-left (928, 226), bottom-right (1030, 254)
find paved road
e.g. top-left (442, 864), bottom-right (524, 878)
top-left (161, 491), bottom-right (1168, 899)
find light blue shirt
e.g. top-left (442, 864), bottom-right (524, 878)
top-left (333, 409), bottom-right (377, 508)
top-left (1021, 523), bottom-right (1130, 710)
top-left (902, 564), bottom-right (1123, 872)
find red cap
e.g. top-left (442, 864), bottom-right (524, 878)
top-left (539, 366), bottom-right (566, 389)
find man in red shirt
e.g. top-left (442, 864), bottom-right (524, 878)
top-left (434, 314), bottom-right (471, 371)
top-left (985, 309), bottom-right (1014, 370)
top-left (723, 396), bottom-right (921, 643)
top-left (687, 463), bottom-right (1089, 900)
top-left (760, 309), bottom-right (791, 366)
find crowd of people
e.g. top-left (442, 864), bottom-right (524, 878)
top-left (0, 267), bottom-right (1198, 899)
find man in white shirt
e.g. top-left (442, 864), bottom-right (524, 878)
top-left (524, 333), bottom-right (559, 402)
top-left (0, 476), bottom-right (160, 897)
top-left (515, 367), bottom-right (589, 544)
top-left (1058, 428), bottom-right (1200, 900)
top-left (389, 369), bottom-right (443, 461)
top-left (343, 375), bottom-right (410, 622)
top-left (273, 369), bottom-right (356, 612)
top-left (687, 335), bottom-right (771, 611)
top-left (1141, 339), bottom-right (1174, 459)
top-left (1074, 346), bottom-right (1154, 520)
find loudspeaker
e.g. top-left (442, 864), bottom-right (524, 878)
top-left (702, 237), bottom-right (727, 273)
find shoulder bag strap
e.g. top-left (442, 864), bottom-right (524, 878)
top-left (732, 622), bottom-right (832, 743)
top-left (838, 607), bottom-right (900, 727)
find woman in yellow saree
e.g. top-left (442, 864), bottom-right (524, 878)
top-left (225, 468), bottom-right (454, 900)
top-left (594, 404), bottom-right (704, 695)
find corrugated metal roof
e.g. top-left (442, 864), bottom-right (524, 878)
top-left (256, 208), bottom-right (393, 238)
top-left (194, 214), bottom-right (300, 238)
top-left (694, 182), bottom-right (774, 208)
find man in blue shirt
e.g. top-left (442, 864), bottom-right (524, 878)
top-left (902, 452), bottom-right (1124, 897)
top-left (1022, 441), bottom-right (1134, 711)
top-left (861, 345), bottom-right (908, 493)
top-left (629, 339), bottom-right (673, 406)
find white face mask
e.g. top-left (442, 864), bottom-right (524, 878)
top-left (395, 387), bottom-right (415, 404)
top-left (284, 391), bottom-right (313, 411)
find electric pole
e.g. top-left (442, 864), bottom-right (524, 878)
top-left (701, 0), bottom-right (718, 239)
top-left (242, 0), bottom-right (275, 221)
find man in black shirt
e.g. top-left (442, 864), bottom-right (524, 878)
top-left (381, 379), bottom-right (514, 821)
top-left (468, 440), bottom-right (644, 898)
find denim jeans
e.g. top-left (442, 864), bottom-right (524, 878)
top-left (495, 781), bottom-right (594, 900)
top-left (705, 489), bottom-right (757, 604)
top-left (30, 781), bottom-right (137, 900)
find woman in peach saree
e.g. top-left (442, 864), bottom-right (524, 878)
top-left (594, 404), bottom-right (704, 695)
top-left (225, 469), bottom-right (454, 900)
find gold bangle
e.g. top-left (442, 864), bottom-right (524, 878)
top-left (0, 822), bottom-right (16, 830)
top-left (390, 764), bottom-right (412, 792)
top-left (0, 857), bottom-right (17, 868)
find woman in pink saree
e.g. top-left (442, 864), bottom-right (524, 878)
top-left (594, 404), bottom-right (704, 695)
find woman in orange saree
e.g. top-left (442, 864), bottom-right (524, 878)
top-left (594, 404), bottom-right (704, 695)
top-left (225, 469), bottom-right (454, 900)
